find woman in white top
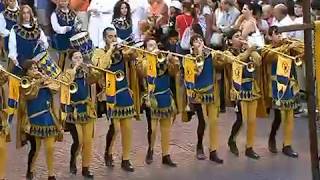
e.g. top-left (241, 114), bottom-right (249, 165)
top-left (8, 5), bottom-right (48, 76)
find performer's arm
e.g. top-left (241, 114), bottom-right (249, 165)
top-left (8, 28), bottom-right (18, 65)
top-left (50, 12), bottom-right (72, 34)
top-left (0, 13), bottom-right (9, 37)
top-left (39, 29), bottom-right (49, 49)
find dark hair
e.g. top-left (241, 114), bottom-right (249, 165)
top-left (103, 27), bottom-right (116, 38)
top-left (112, 0), bottom-right (132, 24)
top-left (222, 28), bottom-right (241, 50)
top-left (22, 59), bottom-right (36, 71)
top-left (192, 23), bottom-right (204, 38)
top-left (244, 2), bottom-right (261, 16)
top-left (268, 26), bottom-right (279, 36)
top-left (68, 49), bottom-right (80, 60)
top-left (190, 33), bottom-right (204, 46)
top-left (286, 0), bottom-right (295, 16)
top-left (182, 2), bottom-right (197, 18)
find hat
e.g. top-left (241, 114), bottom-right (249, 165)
top-left (170, 0), bottom-right (182, 11)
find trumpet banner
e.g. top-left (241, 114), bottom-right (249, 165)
top-left (105, 71), bottom-right (116, 109)
top-left (183, 56), bottom-right (196, 86)
top-left (232, 62), bottom-right (243, 92)
top-left (315, 21), bottom-right (320, 109)
top-left (60, 84), bottom-right (70, 105)
top-left (276, 55), bottom-right (292, 94)
top-left (146, 53), bottom-right (157, 92)
top-left (7, 76), bottom-right (20, 124)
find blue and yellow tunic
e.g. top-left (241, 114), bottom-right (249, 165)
top-left (149, 64), bottom-right (176, 119)
top-left (3, 8), bottom-right (18, 51)
top-left (52, 8), bottom-right (77, 51)
top-left (112, 17), bottom-right (132, 40)
top-left (26, 87), bottom-right (58, 138)
top-left (107, 58), bottom-right (135, 119)
top-left (271, 61), bottom-right (299, 109)
top-left (64, 69), bottom-right (96, 124)
top-left (234, 65), bottom-right (261, 101)
top-left (188, 54), bottom-right (215, 104)
top-left (12, 24), bottom-right (43, 75)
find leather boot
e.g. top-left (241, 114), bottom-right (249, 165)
top-left (162, 155), bottom-right (177, 167)
top-left (245, 147), bottom-right (260, 160)
top-left (104, 154), bottom-right (114, 167)
top-left (209, 150), bottom-right (223, 164)
top-left (121, 160), bottom-right (134, 172)
top-left (82, 167), bottom-right (94, 179)
top-left (282, 145), bottom-right (298, 158)
top-left (268, 137), bottom-right (277, 153)
top-left (48, 176), bottom-right (56, 180)
top-left (228, 138), bottom-right (239, 156)
top-left (145, 148), bottom-right (153, 164)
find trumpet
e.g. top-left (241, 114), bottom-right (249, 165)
top-left (203, 46), bottom-right (256, 73)
top-left (20, 76), bottom-right (78, 94)
top-left (83, 63), bottom-right (125, 81)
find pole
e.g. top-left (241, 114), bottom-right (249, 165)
top-left (303, 0), bottom-right (320, 179)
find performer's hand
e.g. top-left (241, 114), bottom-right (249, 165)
top-left (66, 26), bottom-right (73, 32)
top-left (11, 59), bottom-right (19, 66)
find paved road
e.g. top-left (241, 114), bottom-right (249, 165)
top-left (5, 108), bottom-right (313, 180)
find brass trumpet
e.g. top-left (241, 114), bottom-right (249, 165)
top-left (203, 46), bottom-right (256, 73)
top-left (20, 76), bottom-right (78, 94)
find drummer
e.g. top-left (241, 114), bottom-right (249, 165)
top-left (51, 0), bottom-right (79, 70)
top-left (8, 5), bottom-right (49, 76)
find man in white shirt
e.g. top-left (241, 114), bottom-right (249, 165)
top-left (272, 4), bottom-right (295, 38)
top-left (87, 0), bottom-right (118, 48)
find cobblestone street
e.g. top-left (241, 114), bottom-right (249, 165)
top-left (5, 108), bottom-right (313, 180)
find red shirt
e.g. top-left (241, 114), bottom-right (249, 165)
top-left (176, 14), bottom-right (194, 39)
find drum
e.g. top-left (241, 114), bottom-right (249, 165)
top-left (33, 51), bottom-right (62, 78)
top-left (70, 32), bottom-right (94, 60)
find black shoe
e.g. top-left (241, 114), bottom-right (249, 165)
top-left (245, 147), bottom-right (260, 160)
top-left (48, 176), bottom-right (56, 180)
top-left (69, 161), bottom-right (77, 175)
top-left (145, 148), bottom-right (153, 164)
top-left (104, 154), bottom-right (114, 167)
top-left (268, 137), bottom-right (278, 153)
top-left (282, 145), bottom-right (299, 158)
top-left (209, 150), bottom-right (224, 164)
top-left (162, 155), bottom-right (177, 167)
top-left (196, 146), bottom-right (207, 160)
top-left (26, 171), bottom-right (33, 180)
top-left (82, 167), bottom-right (94, 179)
top-left (228, 138), bottom-right (239, 156)
top-left (121, 160), bottom-right (134, 172)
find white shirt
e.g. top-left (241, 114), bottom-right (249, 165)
top-left (271, 15), bottom-right (295, 38)
top-left (87, 0), bottom-right (118, 48)
top-left (51, 11), bottom-right (73, 34)
top-left (8, 23), bottom-right (49, 62)
top-left (293, 17), bottom-right (304, 41)
top-left (215, 7), bottom-right (240, 31)
top-left (0, 6), bottom-right (18, 37)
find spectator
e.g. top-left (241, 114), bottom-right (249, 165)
top-left (70, 0), bottom-right (90, 31)
top-left (125, 0), bottom-right (148, 41)
top-left (148, 0), bottom-right (169, 29)
top-left (168, 0), bottom-right (182, 33)
top-left (175, 1), bottom-right (196, 40)
top-left (239, 2), bottom-right (259, 39)
top-left (211, 0), bottom-right (240, 47)
top-left (254, 3), bottom-right (269, 35)
top-left (112, 0), bottom-right (132, 40)
top-left (262, 4), bottom-right (273, 26)
top-left (198, 0), bottom-right (218, 45)
top-left (293, 0), bottom-right (303, 41)
top-left (87, 0), bottom-right (118, 48)
top-left (272, 3), bottom-right (295, 38)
